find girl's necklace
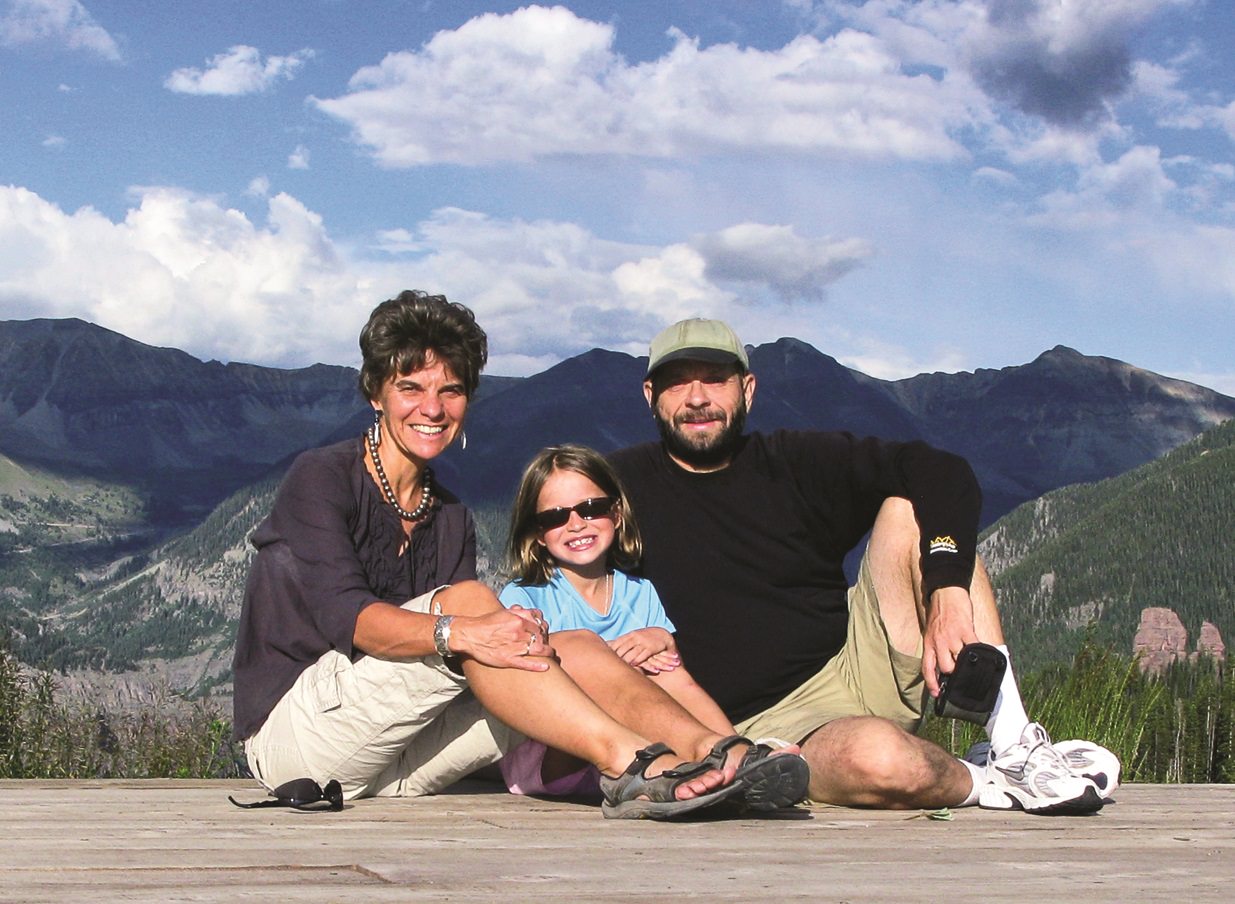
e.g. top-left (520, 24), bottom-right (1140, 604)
top-left (598, 570), bottom-right (613, 617)
top-left (366, 433), bottom-right (433, 521)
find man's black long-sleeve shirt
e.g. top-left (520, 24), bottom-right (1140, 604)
top-left (610, 430), bottom-right (981, 723)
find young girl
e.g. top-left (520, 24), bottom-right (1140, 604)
top-left (498, 444), bottom-right (804, 804)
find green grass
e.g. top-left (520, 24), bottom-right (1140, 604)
top-left (3, 639), bottom-right (1230, 782)
top-left (923, 639), bottom-right (1231, 783)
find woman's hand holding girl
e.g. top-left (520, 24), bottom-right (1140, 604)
top-left (451, 607), bottom-right (554, 672)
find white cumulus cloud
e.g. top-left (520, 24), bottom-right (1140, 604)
top-left (312, 4), bottom-right (980, 166)
top-left (287, 145), bottom-right (310, 170)
top-left (0, 186), bottom-right (878, 374)
top-left (165, 45), bottom-right (314, 96)
top-left (245, 175), bottom-right (271, 198)
top-left (0, 0), bottom-right (120, 60)
top-left (1036, 145), bottom-right (1178, 225)
top-left (1025, 145), bottom-right (1235, 303)
top-left (0, 185), bottom-right (364, 365)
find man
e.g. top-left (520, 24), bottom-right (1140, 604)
top-left (610, 318), bottom-right (1118, 813)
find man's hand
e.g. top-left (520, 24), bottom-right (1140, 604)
top-left (921, 586), bottom-right (979, 698)
top-left (608, 627), bottom-right (679, 671)
top-left (450, 607), bottom-right (554, 671)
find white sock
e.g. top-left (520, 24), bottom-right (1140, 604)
top-left (984, 643), bottom-right (1031, 755)
top-left (956, 757), bottom-right (984, 807)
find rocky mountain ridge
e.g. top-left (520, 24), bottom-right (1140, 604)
top-left (880, 344), bottom-right (1235, 512)
top-left (6, 319), bottom-right (1235, 526)
top-left (0, 318), bottom-right (366, 518)
top-left (3, 317), bottom-right (1235, 700)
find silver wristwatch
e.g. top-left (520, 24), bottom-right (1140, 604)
top-left (433, 615), bottom-right (455, 658)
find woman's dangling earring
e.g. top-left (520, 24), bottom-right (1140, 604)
top-left (460, 430), bottom-right (467, 451)
top-left (368, 410), bottom-right (382, 448)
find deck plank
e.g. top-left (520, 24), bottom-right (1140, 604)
top-left (1, 781), bottom-right (1231, 902)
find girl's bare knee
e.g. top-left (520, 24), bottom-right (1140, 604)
top-left (436, 581), bottom-right (502, 617)
top-left (550, 629), bottom-right (612, 660)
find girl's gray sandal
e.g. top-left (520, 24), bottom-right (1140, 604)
top-left (600, 742), bottom-right (746, 820)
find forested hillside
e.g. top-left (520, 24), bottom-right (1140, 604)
top-left (983, 418), bottom-right (1235, 671)
top-left (0, 469), bottom-right (517, 693)
top-left (1, 467), bottom-right (279, 682)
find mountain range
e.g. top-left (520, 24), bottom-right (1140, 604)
top-left (0, 318), bottom-right (363, 519)
top-left (5, 318), bottom-right (1233, 523)
top-left (2, 317), bottom-right (1234, 699)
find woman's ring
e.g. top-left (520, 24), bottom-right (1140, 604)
top-left (525, 634), bottom-right (535, 655)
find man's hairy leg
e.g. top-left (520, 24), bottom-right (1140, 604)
top-left (800, 716), bottom-right (972, 808)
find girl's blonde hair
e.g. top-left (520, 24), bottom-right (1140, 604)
top-left (506, 444), bottom-right (642, 585)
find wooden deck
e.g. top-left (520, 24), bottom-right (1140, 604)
top-left (1, 781), bottom-right (1231, 902)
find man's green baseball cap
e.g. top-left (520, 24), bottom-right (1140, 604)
top-left (646, 318), bottom-right (749, 376)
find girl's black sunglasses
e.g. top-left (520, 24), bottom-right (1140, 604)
top-left (534, 496), bottom-right (617, 532)
top-left (229, 778), bottom-right (344, 812)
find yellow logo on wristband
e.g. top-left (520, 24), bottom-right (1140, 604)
top-left (929, 535), bottom-right (958, 555)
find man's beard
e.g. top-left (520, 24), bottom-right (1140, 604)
top-left (655, 399), bottom-right (747, 469)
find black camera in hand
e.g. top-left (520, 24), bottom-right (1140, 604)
top-left (934, 642), bottom-right (1007, 725)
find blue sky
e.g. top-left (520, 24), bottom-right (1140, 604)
top-left (3, 1), bottom-right (1234, 392)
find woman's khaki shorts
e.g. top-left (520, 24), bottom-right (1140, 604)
top-left (736, 555), bottom-right (929, 745)
top-left (244, 587), bottom-right (520, 800)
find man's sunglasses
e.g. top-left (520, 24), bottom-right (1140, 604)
top-left (534, 496), bottom-right (617, 532)
top-left (228, 777), bottom-right (344, 812)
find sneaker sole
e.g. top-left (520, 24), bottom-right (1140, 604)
top-left (980, 784), bottom-right (1105, 816)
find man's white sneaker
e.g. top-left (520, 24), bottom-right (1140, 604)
top-left (978, 723), bottom-right (1105, 815)
top-left (965, 735), bottom-right (1121, 801)
top-left (1052, 739), bottom-right (1121, 799)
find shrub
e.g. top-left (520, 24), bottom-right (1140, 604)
top-left (0, 644), bottom-right (246, 779)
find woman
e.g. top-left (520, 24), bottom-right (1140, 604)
top-left (231, 290), bottom-right (769, 819)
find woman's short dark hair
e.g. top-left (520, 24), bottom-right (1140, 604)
top-left (506, 444), bottom-right (643, 585)
top-left (358, 290), bottom-right (488, 400)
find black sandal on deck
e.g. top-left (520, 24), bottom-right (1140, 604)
top-left (600, 742), bottom-right (746, 820)
top-left (703, 735), bottom-right (810, 811)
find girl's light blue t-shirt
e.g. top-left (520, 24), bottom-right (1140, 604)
top-left (499, 569), bottom-right (675, 642)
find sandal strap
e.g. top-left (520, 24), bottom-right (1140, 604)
top-left (602, 742), bottom-right (713, 806)
top-left (624, 742), bottom-right (673, 776)
top-left (740, 742), bottom-right (775, 770)
top-left (700, 734), bottom-right (751, 772)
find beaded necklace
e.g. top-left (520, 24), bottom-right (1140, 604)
top-left (366, 432), bottom-right (434, 521)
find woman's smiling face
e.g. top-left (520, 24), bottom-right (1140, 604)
top-left (371, 351), bottom-right (467, 464)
